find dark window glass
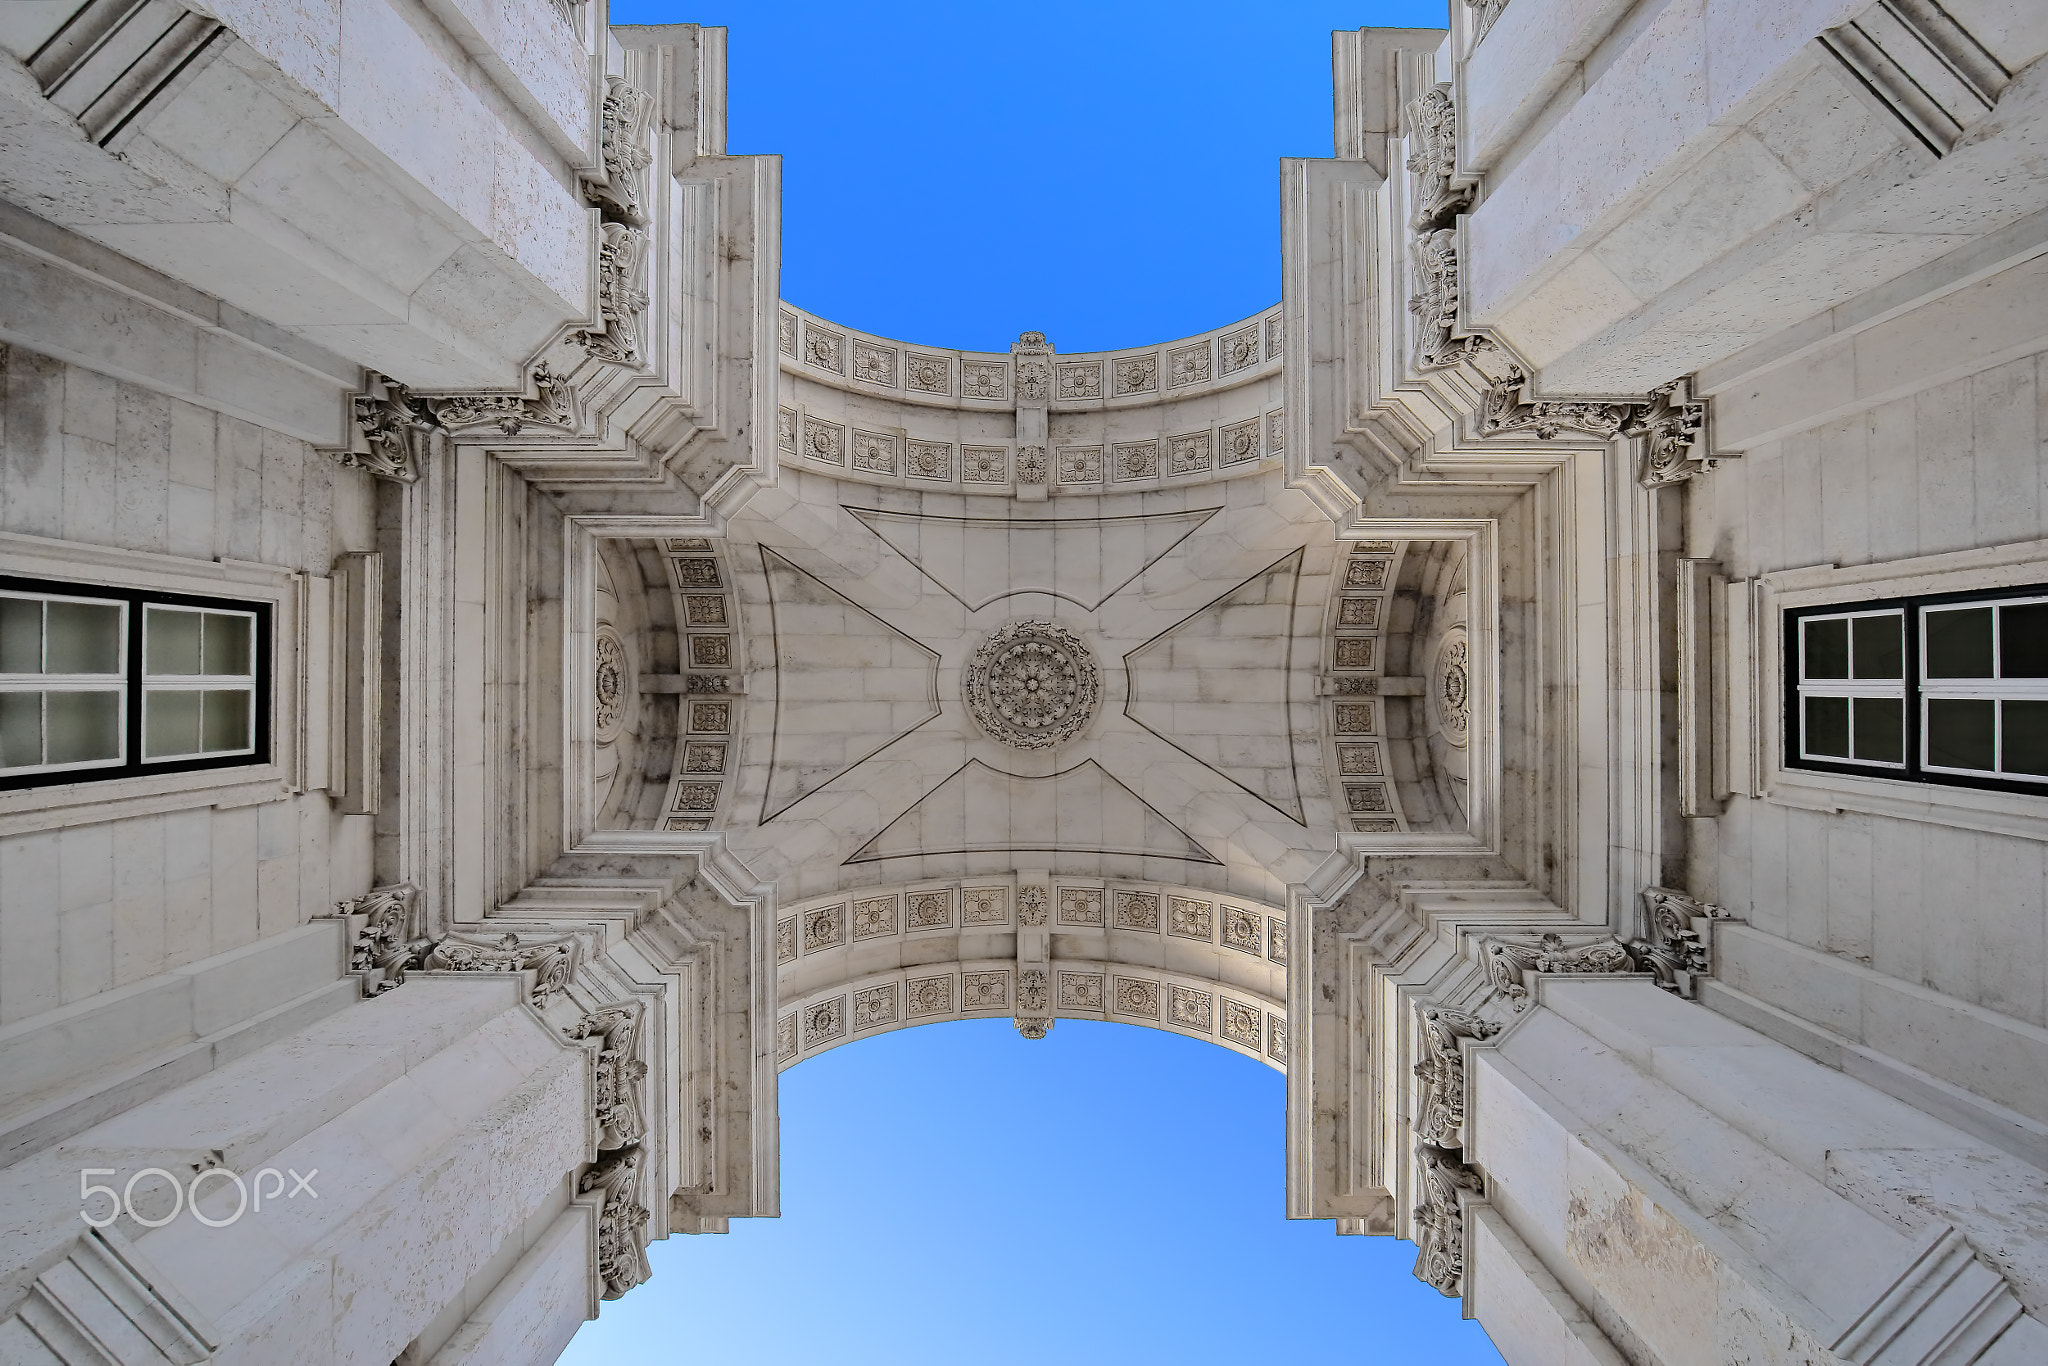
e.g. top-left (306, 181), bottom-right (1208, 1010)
top-left (1852, 615), bottom-right (1903, 679)
top-left (0, 692), bottom-right (38, 767)
top-left (1927, 698), bottom-right (1996, 770)
top-left (1926, 607), bottom-right (1994, 678)
top-left (1806, 696), bottom-right (1850, 758)
top-left (1853, 698), bottom-right (1904, 763)
top-left (1804, 618), bottom-right (1849, 679)
top-left (145, 607), bottom-right (203, 675)
top-left (45, 602), bottom-right (121, 674)
top-left (0, 599), bottom-right (43, 672)
top-left (46, 691), bottom-right (119, 764)
top-left (2004, 700), bottom-right (2048, 777)
top-left (2003, 602), bottom-right (2048, 678)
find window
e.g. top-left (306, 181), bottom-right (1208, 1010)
top-left (0, 577), bottom-right (268, 789)
top-left (1787, 585), bottom-right (2048, 795)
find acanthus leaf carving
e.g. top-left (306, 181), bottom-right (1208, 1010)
top-left (586, 76), bottom-right (655, 225)
top-left (427, 363), bottom-right (580, 438)
top-left (1404, 85), bottom-right (1470, 233)
top-left (1414, 1005), bottom-right (1500, 1150)
top-left (1467, 0), bottom-right (1510, 46)
top-left (570, 1000), bottom-right (648, 1149)
top-left (579, 223), bottom-right (651, 368)
top-left (1482, 931), bottom-right (1637, 1009)
top-left (1623, 378), bottom-right (1713, 488)
top-left (579, 1144), bottom-right (652, 1299)
top-left (420, 931), bottom-right (578, 1006)
top-left (1401, 86), bottom-right (1493, 373)
top-left (1629, 885), bottom-right (1730, 996)
top-left (336, 373), bottom-right (439, 482)
top-left (326, 883), bottom-right (428, 995)
top-left (1479, 369), bottom-right (1632, 442)
top-left (1413, 1141), bottom-right (1483, 1297)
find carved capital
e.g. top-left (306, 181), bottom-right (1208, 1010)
top-left (1482, 931), bottom-right (1636, 1009)
top-left (1404, 85), bottom-right (1471, 232)
top-left (579, 223), bottom-right (651, 368)
top-left (335, 374), bottom-right (438, 482)
top-left (586, 76), bottom-right (655, 224)
top-left (326, 883), bottom-right (427, 995)
top-left (1467, 0), bottom-right (1509, 46)
top-left (422, 931), bottom-right (578, 1006)
top-left (426, 363), bottom-right (580, 438)
top-left (1414, 1005), bottom-right (1500, 1150)
top-left (1629, 885), bottom-right (1730, 997)
top-left (1623, 378), bottom-right (1714, 488)
top-left (1413, 1142), bottom-right (1483, 1297)
top-left (570, 1000), bottom-right (648, 1149)
top-left (1479, 369), bottom-right (1632, 442)
top-left (579, 1145), bottom-right (652, 1300)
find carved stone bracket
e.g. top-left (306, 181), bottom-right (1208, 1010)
top-left (1014, 967), bottom-right (1052, 1039)
top-left (578, 222), bottom-right (651, 368)
top-left (334, 373), bottom-right (438, 482)
top-left (1467, 0), bottom-right (1509, 46)
top-left (1624, 378), bottom-right (1713, 488)
top-left (1479, 369), bottom-right (1632, 441)
top-left (578, 1145), bottom-right (652, 1299)
top-left (1629, 886), bottom-right (1730, 997)
top-left (1413, 1141), bottom-right (1483, 1297)
top-left (1482, 932), bottom-right (1637, 1009)
top-left (585, 76), bottom-right (655, 225)
top-left (326, 883), bottom-right (426, 995)
top-left (1414, 1005), bottom-right (1500, 1150)
top-left (426, 363), bottom-right (581, 438)
top-left (570, 1000), bottom-right (648, 1149)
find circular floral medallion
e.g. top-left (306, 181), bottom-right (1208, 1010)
top-left (963, 619), bottom-right (1100, 750)
top-left (1431, 626), bottom-right (1470, 748)
top-left (594, 627), bottom-right (627, 740)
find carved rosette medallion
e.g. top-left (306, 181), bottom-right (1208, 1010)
top-left (962, 620), bottom-right (1100, 750)
top-left (1430, 626), bottom-right (1470, 748)
top-left (594, 626), bottom-right (627, 740)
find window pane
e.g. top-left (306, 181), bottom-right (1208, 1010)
top-left (144, 607), bottom-right (202, 675)
top-left (2001, 602), bottom-right (2048, 678)
top-left (46, 690), bottom-right (120, 765)
top-left (45, 602), bottom-right (121, 674)
top-left (144, 689), bottom-right (202, 759)
top-left (201, 689), bottom-right (251, 752)
top-left (1926, 606), bottom-right (1994, 678)
top-left (0, 691), bottom-right (41, 768)
top-left (1805, 695), bottom-right (1850, 758)
top-left (1927, 698), bottom-right (1996, 770)
top-left (0, 599), bottom-right (41, 674)
top-left (1804, 618), bottom-right (1849, 679)
top-left (2004, 700), bottom-right (2048, 777)
top-left (201, 614), bottom-right (251, 676)
top-left (1852, 614), bottom-right (1903, 680)
top-left (1852, 698), bottom-right (1904, 763)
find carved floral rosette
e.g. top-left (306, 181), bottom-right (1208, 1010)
top-left (962, 619), bottom-right (1101, 750)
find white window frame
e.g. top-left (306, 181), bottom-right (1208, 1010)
top-left (1732, 538), bottom-right (2048, 845)
top-left (137, 602), bottom-right (261, 764)
top-left (1918, 592), bottom-right (2048, 783)
top-left (1792, 605), bottom-right (1908, 772)
top-left (0, 588), bottom-right (130, 776)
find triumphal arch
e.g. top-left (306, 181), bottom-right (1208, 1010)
top-left (3, 0), bottom-right (2048, 1361)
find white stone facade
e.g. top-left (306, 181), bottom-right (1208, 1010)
top-left (1, 0), bottom-right (2046, 1362)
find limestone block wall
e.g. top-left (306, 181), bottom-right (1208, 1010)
top-left (1681, 247), bottom-right (2048, 1147)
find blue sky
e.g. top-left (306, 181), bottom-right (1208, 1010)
top-left (568, 3), bottom-right (1502, 1362)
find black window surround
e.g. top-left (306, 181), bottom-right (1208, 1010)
top-left (0, 574), bottom-right (272, 791)
top-left (1785, 583), bottom-right (2048, 799)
